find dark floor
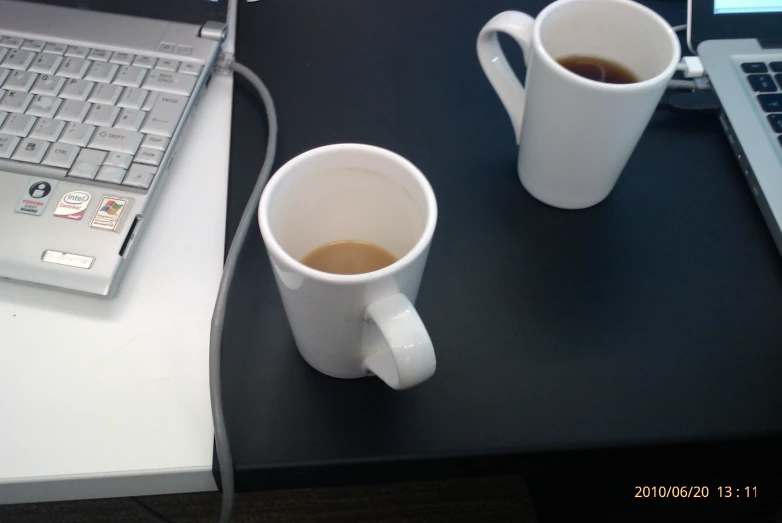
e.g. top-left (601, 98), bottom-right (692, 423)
top-left (0, 475), bottom-right (538, 523)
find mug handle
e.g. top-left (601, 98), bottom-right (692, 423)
top-left (476, 11), bottom-right (536, 144)
top-left (362, 293), bottom-right (436, 390)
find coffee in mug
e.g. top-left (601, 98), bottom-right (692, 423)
top-left (556, 55), bottom-right (639, 84)
top-left (300, 240), bottom-right (397, 275)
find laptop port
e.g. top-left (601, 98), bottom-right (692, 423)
top-left (119, 215), bottom-right (143, 258)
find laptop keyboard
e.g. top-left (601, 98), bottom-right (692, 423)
top-left (0, 34), bottom-right (203, 190)
top-left (742, 61), bottom-right (782, 148)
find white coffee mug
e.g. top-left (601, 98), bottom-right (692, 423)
top-left (258, 144), bottom-right (437, 390)
top-left (477, 0), bottom-right (680, 209)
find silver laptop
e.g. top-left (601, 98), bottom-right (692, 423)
top-left (0, 0), bottom-right (228, 297)
top-left (689, 0), bottom-right (782, 255)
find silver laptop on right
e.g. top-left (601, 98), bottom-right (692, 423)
top-left (689, 0), bottom-right (782, 255)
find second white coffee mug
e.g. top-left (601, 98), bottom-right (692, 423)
top-left (258, 144), bottom-right (437, 390)
top-left (477, 0), bottom-right (680, 209)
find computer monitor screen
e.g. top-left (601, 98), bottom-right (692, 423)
top-left (714, 0), bottom-right (782, 14)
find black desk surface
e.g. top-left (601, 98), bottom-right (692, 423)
top-left (224, 0), bottom-right (782, 491)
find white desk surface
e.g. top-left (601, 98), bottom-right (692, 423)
top-left (0, 72), bottom-right (233, 505)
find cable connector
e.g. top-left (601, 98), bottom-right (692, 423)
top-left (667, 75), bottom-right (712, 91)
top-left (214, 51), bottom-right (235, 75)
top-left (676, 56), bottom-right (705, 78)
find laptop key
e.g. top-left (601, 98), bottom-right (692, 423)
top-left (140, 93), bottom-right (187, 137)
top-left (117, 87), bottom-right (148, 109)
top-left (84, 104), bottom-right (120, 127)
top-left (85, 62), bottom-right (119, 84)
top-left (141, 70), bottom-right (196, 95)
top-left (0, 133), bottom-right (20, 158)
top-left (68, 162), bottom-right (99, 179)
top-left (742, 62), bottom-right (768, 73)
top-left (110, 53), bottom-right (134, 66)
top-left (4, 70), bottom-right (37, 92)
top-left (768, 114), bottom-right (782, 133)
top-left (43, 43), bottom-right (67, 55)
top-left (2, 49), bottom-right (35, 70)
top-left (1, 113), bottom-right (36, 136)
top-left (135, 147), bottom-right (162, 166)
top-left (26, 94), bottom-right (62, 118)
top-left (89, 83), bottom-right (122, 105)
top-left (123, 163), bottom-right (155, 189)
top-left (65, 46), bottom-right (90, 59)
top-left (141, 134), bottom-right (169, 151)
top-left (30, 74), bottom-right (65, 96)
top-left (95, 165), bottom-right (126, 184)
top-left (103, 151), bottom-right (133, 169)
top-left (57, 58), bottom-right (90, 79)
top-left (28, 52), bottom-right (62, 75)
top-left (12, 138), bottom-right (49, 163)
top-left (56, 99), bottom-right (91, 122)
top-left (758, 93), bottom-right (782, 112)
top-left (114, 108), bottom-right (145, 131)
top-left (88, 49), bottom-right (111, 62)
top-left (113, 65), bottom-right (147, 88)
top-left (42, 142), bottom-right (79, 168)
top-left (59, 79), bottom-right (94, 101)
top-left (0, 91), bottom-right (33, 113)
top-left (88, 126), bottom-right (143, 154)
top-left (747, 74), bottom-right (776, 92)
top-left (132, 55), bottom-right (157, 69)
top-left (21, 40), bottom-right (46, 52)
top-left (60, 122), bottom-right (95, 146)
top-left (770, 62), bottom-right (782, 73)
top-left (29, 118), bottom-right (65, 141)
top-left (0, 36), bottom-right (24, 49)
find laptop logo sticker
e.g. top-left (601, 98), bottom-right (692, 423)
top-left (15, 181), bottom-right (57, 216)
top-left (54, 191), bottom-right (91, 220)
top-left (41, 250), bottom-right (94, 270)
top-left (90, 197), bottom-right (128, 231)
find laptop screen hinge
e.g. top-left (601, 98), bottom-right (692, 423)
top-left (200, 21), bottom-right (228, 42)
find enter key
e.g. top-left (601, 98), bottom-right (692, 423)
top-left (140, 93), bottom-right (187, 137)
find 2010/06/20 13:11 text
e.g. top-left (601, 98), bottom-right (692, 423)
top-left (634, 486), bottom-right (758, 499)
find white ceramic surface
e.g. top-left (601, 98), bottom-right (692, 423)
top-left (258, 144), bottom-right (438, 390)
top-left (477, 0), bottom-right (680, 209)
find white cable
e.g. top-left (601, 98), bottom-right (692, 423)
top-left (671, 24), bottom-right (687, 33)
top-left (209, 60), bottom-right (278, 523)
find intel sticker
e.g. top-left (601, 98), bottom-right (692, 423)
top-left (54, 191), bottom-right (91, 220)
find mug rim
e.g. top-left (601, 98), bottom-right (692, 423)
top-left (258, 143), bottom-right (438, 285)
top-left (533, 0), bottom-right (681, 91)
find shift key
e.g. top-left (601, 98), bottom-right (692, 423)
top-left (88, 126), bottom-right (143, 154)
top-left (140, 93), bottom-right (187, 137)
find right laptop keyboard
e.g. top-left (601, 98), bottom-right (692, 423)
top-left (0, 34), bottom-right (202, 191)
top-left (742, 61), bottom-right (782, 147)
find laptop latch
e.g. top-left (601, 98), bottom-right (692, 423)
top-left (200, 21), bottom-right (228, 42)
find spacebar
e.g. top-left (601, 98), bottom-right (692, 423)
top-left (0, 158), bottom-right (67, 179)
